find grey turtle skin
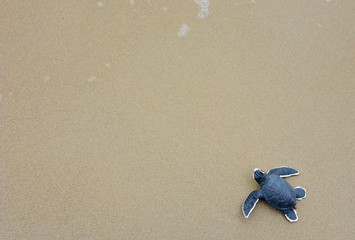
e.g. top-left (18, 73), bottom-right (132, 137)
top-left (242, 167), bottom-right (306, 222)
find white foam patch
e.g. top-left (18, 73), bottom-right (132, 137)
top-left (251, 0), bottom-right (255, 3)
top-left (88, 76), bottom-right (96, 82)
top-left (194, 0), bottom-right (210, 20)
top-left (97, 2), bottom-right (103, 8)
top-left (106, 63), bottom-right (110, 68)
top-left (43, 76), bottom-right (50, 83)
top-left (130, 0), bottom-right (134, 6)
top-left (177, 24), bottom-right (189, 38)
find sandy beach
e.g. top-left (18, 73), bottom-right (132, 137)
top-left (1, 0), bottom-right (354, 239)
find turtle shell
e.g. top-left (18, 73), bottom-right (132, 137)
top-left (262, 174), bottom-right (296, 210)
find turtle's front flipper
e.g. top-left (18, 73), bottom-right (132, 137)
top-left (242, 190), bottom-right (263, 218)
top-left (282, 209), bottom-right (298, 222)
top-left (294, 187), bottom-right (306, 200)
top-left (268, 167), bottom-right (299, 178)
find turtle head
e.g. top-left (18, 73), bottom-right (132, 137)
top-left (254, 168), bottom-right (267, 186)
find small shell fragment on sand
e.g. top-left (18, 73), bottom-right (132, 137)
top-left (43, 76), bottom-right (50, 83)
top-left (88, 76), bottom-right (96, 82)
top-left (177, 24), bottom-right (189, 38)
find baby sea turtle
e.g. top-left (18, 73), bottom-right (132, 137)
top-left (242, 167), bottom-right (306, 222)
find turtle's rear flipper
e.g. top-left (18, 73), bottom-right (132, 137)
top-left (268, 167), bottom-right (299, 178)
top-left (294, 187), bottom-right (306, 200)
top-left (242, 190), bottom-right (263, 218)
top-left (283, 209), bottom-right (298, 222)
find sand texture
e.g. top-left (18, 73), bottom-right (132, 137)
top-left (1, 0), bottom-right (354, 239)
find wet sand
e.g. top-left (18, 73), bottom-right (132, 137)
top-left (1, 1), bottom-right (354, 239)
